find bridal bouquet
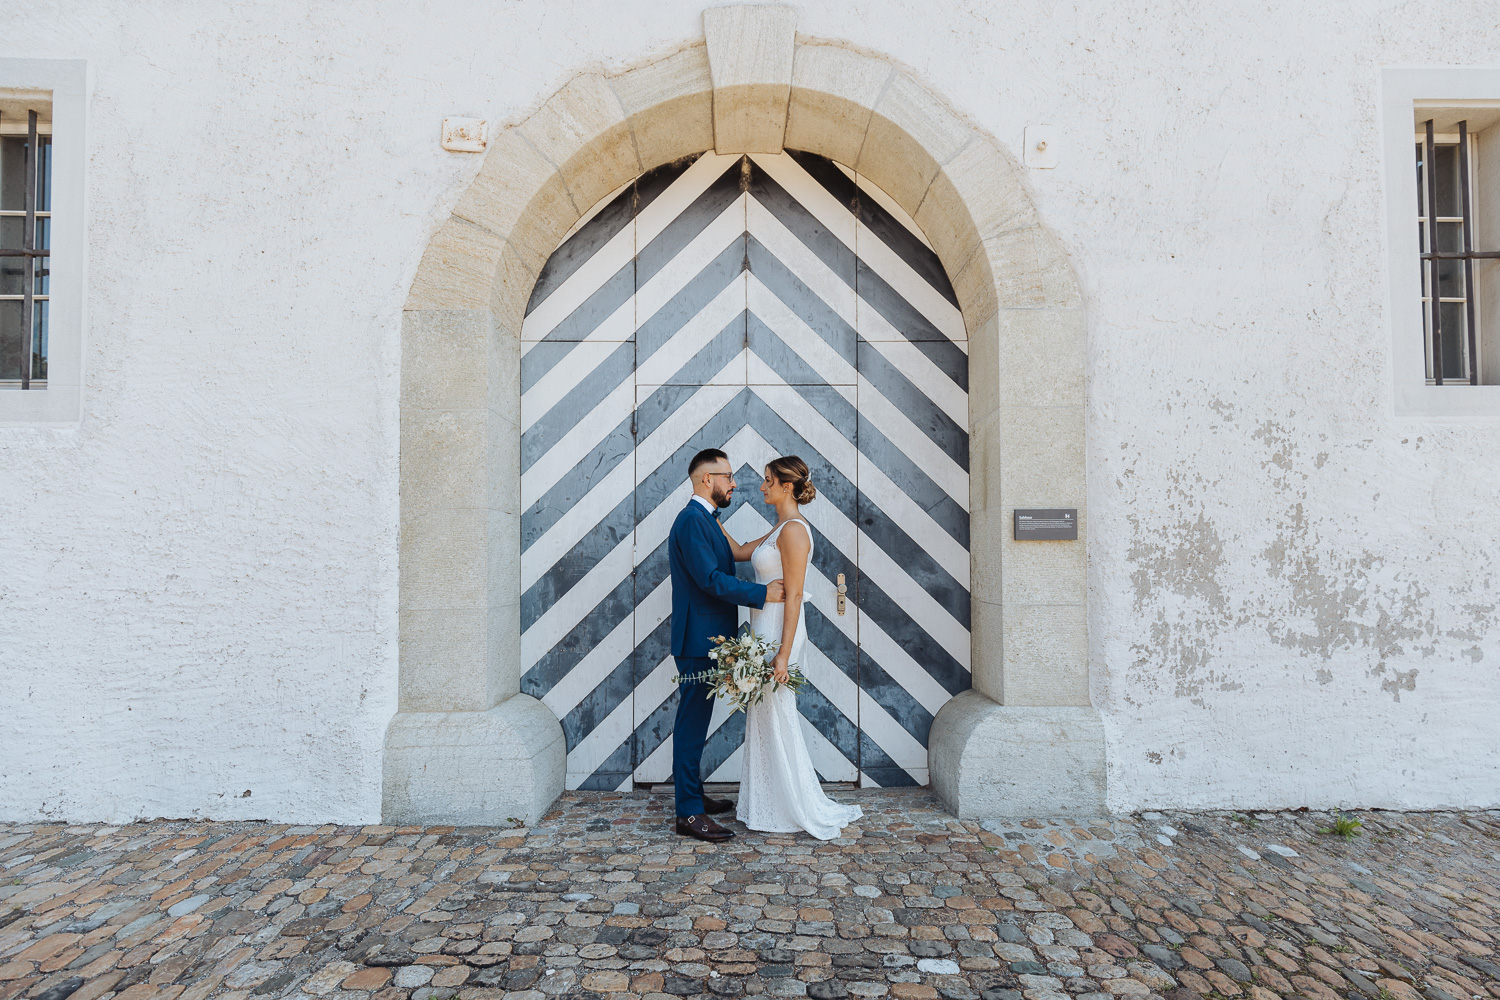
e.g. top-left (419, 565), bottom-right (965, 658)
top-left (675, 630), bottom-right (805, 712)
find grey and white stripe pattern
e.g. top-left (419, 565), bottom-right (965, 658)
top-left (519, 150), bottom-right (970, 791)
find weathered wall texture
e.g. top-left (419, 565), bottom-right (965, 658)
top-left (2, 1), bottom-right (1496, 821)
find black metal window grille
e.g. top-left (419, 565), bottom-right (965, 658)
top-left (1417, 119), bottom-right (1497, 385)
top-left (0, 109), bottom-right (50, 389)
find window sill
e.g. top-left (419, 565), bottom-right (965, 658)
top-left (0, 382), bottom-right (79, 426)
top-left (1394, 382), bottom-right (1500, 417)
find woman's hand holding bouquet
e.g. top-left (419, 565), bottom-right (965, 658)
top-left (674, 629), bottom-right (803, 712)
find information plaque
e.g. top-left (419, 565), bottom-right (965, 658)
top-left (1014, 508), bottom-right (1078, 541)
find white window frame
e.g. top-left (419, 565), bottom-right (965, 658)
top-left (0, 59), bottom-right (86, 427)
top-left (0, 117), bottom-right (51, 390)
top-left (1382, 69), bottom-right (1500, 416)
top-left (1415, 129), bottom-right (1481, 384)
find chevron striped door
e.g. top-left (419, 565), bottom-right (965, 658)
top-left (519, 150), bottom-right (970, 792)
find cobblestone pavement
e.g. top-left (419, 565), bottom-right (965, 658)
top-left (4, 791), bottom-right (1500, 1000)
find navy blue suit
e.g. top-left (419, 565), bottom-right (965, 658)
top-left (669, 498), bottom-right (768, 817)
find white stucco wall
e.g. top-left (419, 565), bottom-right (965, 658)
top-left (2, 1), bottom-right (1496, 822)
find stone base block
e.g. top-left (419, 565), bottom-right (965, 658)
top-left (928, 691), bottom-right (1106, 818)
top-left (382, 694), bottom-right (564, 826)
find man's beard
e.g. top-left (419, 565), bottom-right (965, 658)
top-left (711, 484), bottom-right (733, 508)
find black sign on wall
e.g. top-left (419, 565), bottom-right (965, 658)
top-left (1014, 508), bottom-right (1078, 540)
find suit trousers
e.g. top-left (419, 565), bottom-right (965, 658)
top-left (672, 656), bottom-right (716, 818)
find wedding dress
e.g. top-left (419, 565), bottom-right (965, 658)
top-left (738, 517), bottom-right (864, 839)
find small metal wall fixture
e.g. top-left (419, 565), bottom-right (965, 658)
top-left (1024, 125), bottom-right (1058, 168)
top-left (835, 573), bottom-right (847, 615)
top-left (441, 117), bottom-right (487, 153)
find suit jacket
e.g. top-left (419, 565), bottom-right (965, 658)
top-left (669, 499), bottom-right (768, 658)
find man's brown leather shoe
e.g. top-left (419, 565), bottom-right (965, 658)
top-left (703, 794), bottom-right (734, 815)
top-left (675, 814), bottom-right (734, 842)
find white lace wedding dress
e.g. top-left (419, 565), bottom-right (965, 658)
top-left (737, 517), bottom-right (864, 840)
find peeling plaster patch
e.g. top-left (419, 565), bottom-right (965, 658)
top-left (1252, 419), bottom-right (1297, 474)
top-left (1119, 405), bottom-right (1500, 714)
top-left (1128, 509), bottom-right (1227, 612)
top-left (1378, 666), bottom-right (1418, 701)
top-left (1125, 488), bottom-right (1242, 707)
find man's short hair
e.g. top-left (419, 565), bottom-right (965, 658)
top-left (689, 448), bottom-right (728, 479)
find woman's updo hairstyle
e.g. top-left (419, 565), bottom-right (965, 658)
top-left (767, 455), bottom-right (817, 505)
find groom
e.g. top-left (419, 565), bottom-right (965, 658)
top-left (669, 448), bottom-right (783, 842)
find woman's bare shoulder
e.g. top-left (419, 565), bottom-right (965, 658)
top-left (776, 519), bottom-right (811, 549)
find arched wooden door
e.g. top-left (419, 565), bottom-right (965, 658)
top-left (518, 151), bottom-right (970, 791)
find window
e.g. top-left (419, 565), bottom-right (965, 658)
top-left (1, 109), bottom-right (50, 388)
top-left (0, 60), bottom-right (85, 427)
top-left (1382, 71), bottom-right (1500, 415)
top-left (0, 59), bottom-right (84, 425)
top-left (1415, 117), bottom-right (1498, 385)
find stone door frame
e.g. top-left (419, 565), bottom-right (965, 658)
top-left (384, 4), bottom-right (1103, 824)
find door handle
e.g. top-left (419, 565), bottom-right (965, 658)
top-left (836, 573), bottom-right (847, 615)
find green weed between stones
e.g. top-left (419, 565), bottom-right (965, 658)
top-left (1318, 814), bottom-right (1364, 840)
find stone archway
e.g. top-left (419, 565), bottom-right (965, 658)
top-left (383, 4), bottom-right (1101, 824)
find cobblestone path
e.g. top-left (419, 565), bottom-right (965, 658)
top-left (3, 791), bottom-right (1499, 1000)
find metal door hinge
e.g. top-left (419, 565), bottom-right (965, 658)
top-left (836, 573), bottom-right (847, 615)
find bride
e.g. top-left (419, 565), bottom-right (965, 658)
top-left (718, 455), bottom-right (863, 840)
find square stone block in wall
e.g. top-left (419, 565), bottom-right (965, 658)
top-left (1036, 230), bottom-right (1083, 310)
top-left (970, 597), bottom-right (1004, 703)
top-left (520, 75), bottom-right (641, 214)
top-left (1002, 603), bottom-right (1089, 707)
top-left (400, 608), bottom-right (491, 713)
top-left (949, 241), bottom-right (1001, 329)
top-left (786, 44), bottom-right (891, 167)
top-left (488, 321), bottom-right (522, 427)
top-left (998, 516), bottom-right (1086, 607)
top-left (969, 506), bottom-right (1087, 607)
top-left (997, 405), bottom-right (1085, 510)
top-left (858, 115), bottom-right (940, 225)
top-left (453, 129), bottom-right (568, 249)
top-left (609, 46), bottom-right (714, 170)
top-left (402, 407), bottom-right (488, 516)
top-left (917, 158), bottom-right (1033, 295)
top-left (488, 509), bottom-right (521, 611)
top-left (970, 506), bottom-right (1006, 603)
top-left (402, 310), bottom-right (490, 411)
top-left (994, 308), bottom-right (1086, 408)
top-left (487, 407), bottom-right (521, 516)
top-left (487, 597), bottom-right (522, 705)
top-left (979, 228), bottom-right (1046, 310)
top-left (969, 408), bottom-right (1001, 514)
top-left (491, 237), bottom-right (546, 332)
top-left (408, 217), bottom-right (510, 312)
top-left (400, 507), bottom-right (489, 612)
top-left (967, 311), bottom-right (1001, 424)
top-left (859, 73), bottom-right (968, 215)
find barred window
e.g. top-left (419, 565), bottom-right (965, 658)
top-left (0, 108), bottom-right (49, 388)
top-left (1416, 116), bottom-right (1499, 385)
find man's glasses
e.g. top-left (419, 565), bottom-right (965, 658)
top-left (707, 472), bottom-right (735, 481)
